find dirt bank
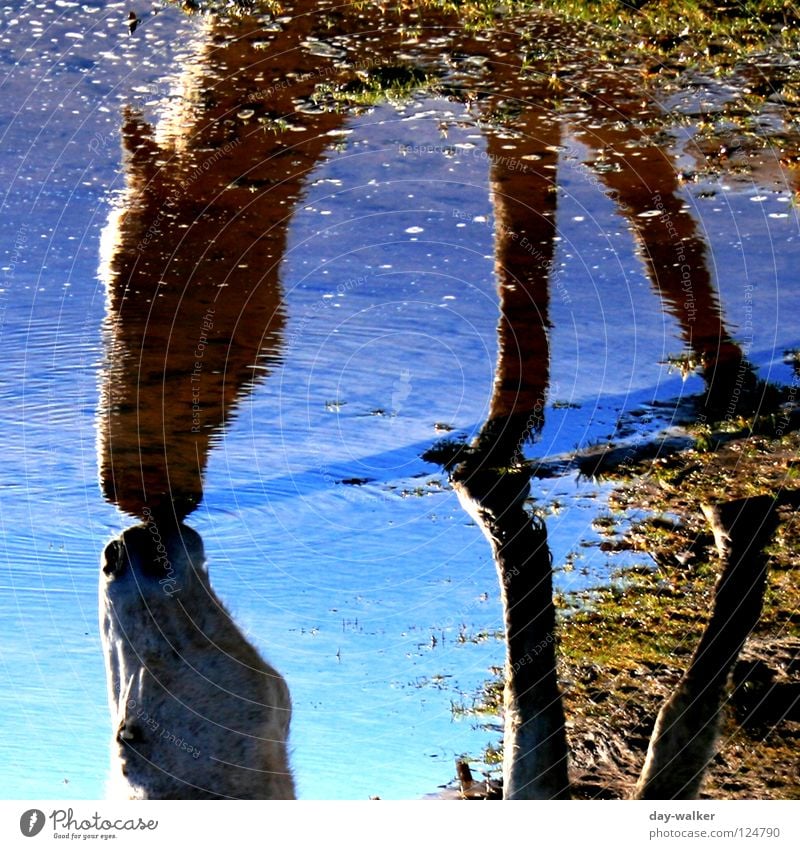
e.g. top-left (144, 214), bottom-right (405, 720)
top-left (456, 418), bottom-right (799, 799)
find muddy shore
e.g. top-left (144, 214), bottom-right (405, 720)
top-left (452, 415), bottom-right (800, 800)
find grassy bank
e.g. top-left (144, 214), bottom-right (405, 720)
top-left (440, 2), bottom-right (795, 54)
top-left (457, 421), bottom-right (800, 799)
top-left (188, 0), bottom-right (800, 60)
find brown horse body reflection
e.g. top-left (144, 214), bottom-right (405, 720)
top-left (98, 0), bottom-right (774, 799)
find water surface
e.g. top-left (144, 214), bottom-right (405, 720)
top-left (1, 0), bottom-right (798, 800)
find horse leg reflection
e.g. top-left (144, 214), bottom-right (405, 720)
top-left (574, 105), bottom-right (762, 416)
top-left (634, 497), bottom-right (778, 799)
top-left (446, 119), bottom-right (570, 799)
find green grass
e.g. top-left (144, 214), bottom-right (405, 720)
top-left (312, 65), bottom-right (435, 109)
top-left (408, 1), bottom-right (799, 67)
top-left (177, 1), bottom-right (800, 55)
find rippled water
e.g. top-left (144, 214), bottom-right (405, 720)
top-left (1, 1), bottom-right (798, 800)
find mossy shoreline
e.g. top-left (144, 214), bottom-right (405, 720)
top-left (192, 1), bottom-right (800, 69)
top-left (455, 420), bottom-right (800, 799)
top-left (432, 0), bottom-right (800, 68)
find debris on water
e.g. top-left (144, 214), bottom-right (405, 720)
top-left (301, 38), bottom-right (346, 59)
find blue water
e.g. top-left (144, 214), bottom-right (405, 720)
top-left (1, 1), bottom-right (798, 801)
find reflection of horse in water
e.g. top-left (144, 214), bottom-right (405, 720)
top-left (98, 0), bottom-right (784, 799)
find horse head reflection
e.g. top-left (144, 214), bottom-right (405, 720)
top-left (96, 6), bottom-right (356, 797)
